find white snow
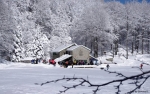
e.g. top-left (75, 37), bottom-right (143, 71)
top-left (0, 54), bottom-right (150, 94)
top-left (54, 54), bottom-right (72, 63)
top-left (52, 43), bottom-right (76, 52)
top-left (67, 45), bottom-right (91, 51)
top-left (20, 57), bottom-right (35, 61)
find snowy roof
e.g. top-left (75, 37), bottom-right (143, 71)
top-left (54, 54), bottom-right (72, 62)
top-left (67, 45), bottom-right (91, 51)
top-left (90, 55), bottom-right (98, 60)
top-left (52, 43), bottom-right (76, 52)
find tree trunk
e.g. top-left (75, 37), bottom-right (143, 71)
top-left (126, 16), bottom-right (129, 59)
top-left (137, 41), bottom-right (139, 53)
top-left (131, 33), bottom-right (135, 54)
top-left (85, 36), bottom-right (87, 47)
top-left (94, 37), bottom-right (98, 58)
top-left (90, 36), bottom-right (93, 54)
top-left (111, 44), bottom-right (113, 50)
top-left (135, 30), bottom-right (140, 53)
top-left (112, 45), bottom-right (114, 58)
top-left (148, 40), bottom-right (150, 54)
top-left (126, 39), bottom-right (128, 59)
top-left (131, 42), bottom-right (134, 54)
top-left (142, 33), bottom-right (144, 54)
top-left (115, 42), bottom-right (118, 55)
top-left (147, 33), bottom-right (150, 54)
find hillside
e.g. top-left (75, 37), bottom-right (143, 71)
top-left (0, 0), bottom-right (150, 62)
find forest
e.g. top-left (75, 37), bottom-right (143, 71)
top-left (0, 0), bottom-right (150, 61)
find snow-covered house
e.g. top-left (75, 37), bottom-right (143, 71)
top-left (51, 43), bottom-right (91, 64)
top-left (51, 43), bottom-right (76, 59)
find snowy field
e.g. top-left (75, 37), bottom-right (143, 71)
top-left (0, 54), bottom-right (150, 94)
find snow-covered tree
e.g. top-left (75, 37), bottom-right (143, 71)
top-left (71, 1), bottom-right (113, 57)
top-left (1, 0), bottom-right (150, 61)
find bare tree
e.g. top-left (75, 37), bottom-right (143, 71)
top-left (38, 63), bottom-right (150, 94)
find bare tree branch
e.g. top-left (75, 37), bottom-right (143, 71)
top-left (102, 69), bottom-right (127, 77)
top-left (127, 75), bottom-right (150, 94)
top-left (132, 66), bottom-right (143, 72)
top-left (37, 69), bottom-right (150, 94)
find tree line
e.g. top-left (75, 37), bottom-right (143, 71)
top-left (0, 0), bottom-right (150, 61)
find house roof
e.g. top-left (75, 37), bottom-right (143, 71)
top-left (67, 45), bottom-right (91, 51)
top-left (54, 54), bottom-right (72, 62)
top-left (90, 55), bottom-right (98, 61)
top-left (52, 43), bottom-right (76, 52)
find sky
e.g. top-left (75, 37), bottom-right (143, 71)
top-left (105, 0), bottom-right (150, 4)
top-left (119, 0), bottom-right (142, 4)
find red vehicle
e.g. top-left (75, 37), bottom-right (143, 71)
top-left (49, 59), bottom-right (56, 66)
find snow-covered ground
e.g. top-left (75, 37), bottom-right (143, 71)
top-left (0, 54), bottom-right (150, 94)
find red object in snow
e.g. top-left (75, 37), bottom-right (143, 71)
top-left (140, 64), bottom-right (143, 69)
top-left (49, 59), bottom-right (56, 64)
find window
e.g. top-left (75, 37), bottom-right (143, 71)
top-left (66, 51), bottom-right (71, 55)
top-left (53, 52), bottom-right (58, 55)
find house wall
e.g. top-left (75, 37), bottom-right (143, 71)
top-left (52, 52), bottom-right (60, 59)
top-left (72, 46), bottom-right (90, 63)
top-left (59, 50), bottom-right (66, 56)
top-left (52, 50), bottom-right (68, 59)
